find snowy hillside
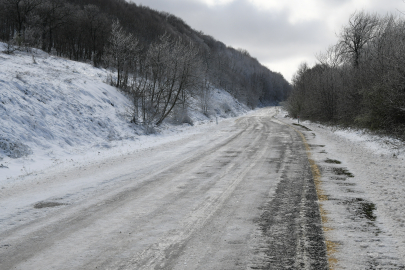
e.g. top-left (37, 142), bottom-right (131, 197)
top-left (0, 43), bottom-right (248, 182)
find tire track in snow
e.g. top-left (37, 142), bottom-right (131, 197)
top-left (273, 114), bottom-right (334, 270)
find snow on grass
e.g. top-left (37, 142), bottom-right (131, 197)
top-left (0, 43), bottom-right (248, 185)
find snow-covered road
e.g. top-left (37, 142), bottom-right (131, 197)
top-left (0, 107), bottom-right (328, 269)
top-left (1, 107), bottom-right (405, 269)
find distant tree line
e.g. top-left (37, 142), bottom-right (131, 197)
top-left (286, 11), bottom-right (405, 139)
top-left (0, 0), bottom-right (291, 126)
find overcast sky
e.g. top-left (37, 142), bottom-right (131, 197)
top-left (129, 0), bottom-right (404, 82)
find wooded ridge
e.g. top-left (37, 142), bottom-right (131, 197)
top-left (0, 0), bottom-right (291, 127)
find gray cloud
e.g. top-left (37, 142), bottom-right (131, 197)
top-left (129, 0), bottom-right (404, 81)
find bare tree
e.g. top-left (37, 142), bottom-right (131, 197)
top-left (82, 4), bottom-right (110, 66)
top-left (154, 38), bottom-right (200, 125)
top-left (339, 11), bottom-right (379, 68)
top-left (198, 50), bottom-right (214, 115)
top-left (37, 0), bottom-right (71, 52)
top-left (1, 0), bottom-right (43, 44)
top-left (316, 44), bottom-right (343, 68)
top-left (129, 34), bottom-right (201, 127)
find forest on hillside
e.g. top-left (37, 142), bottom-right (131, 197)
top-left (0, 0), bottom-right (291, 126)
top-left (286, 11), bottom-right (405, 139)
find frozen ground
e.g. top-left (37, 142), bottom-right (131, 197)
top-left (277, 110), bottom-right (405, 269)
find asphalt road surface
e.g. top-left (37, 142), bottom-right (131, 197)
top-left (0, 108), bottom-right (328, 269)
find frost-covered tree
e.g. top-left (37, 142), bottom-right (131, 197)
top-left (103, 19), bottom-right (140, 88)
top-left (130, 34), bottom-right (201, 126)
